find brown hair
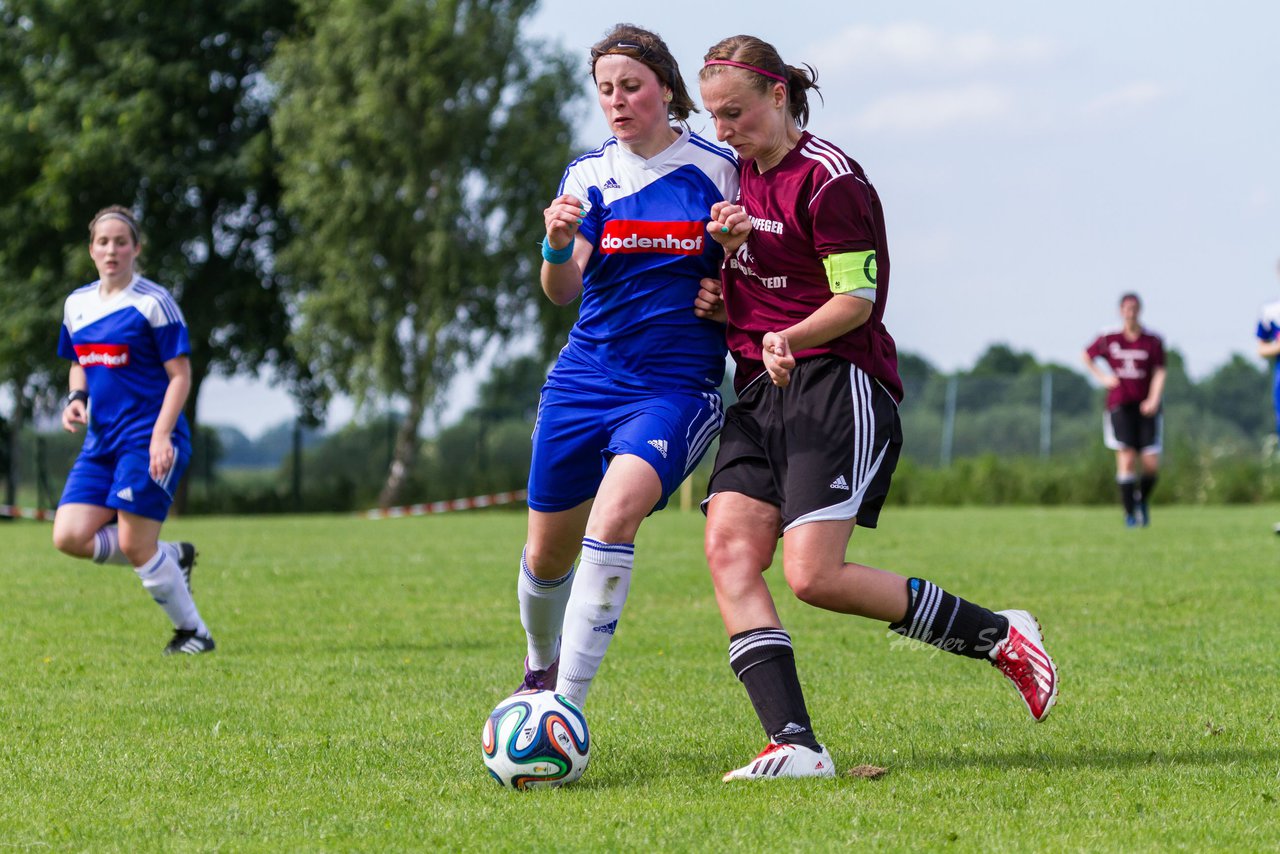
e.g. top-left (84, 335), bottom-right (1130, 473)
top-left (590, 24), bottom-right (697, 124)
top-left (699, 35), bottom-right (821, 129)
top-left (1119, 292), bottom-right (1141, 307)
top-left (88, 205), bottom-right (140, 246)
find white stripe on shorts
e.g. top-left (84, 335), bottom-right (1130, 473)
top-left (785, 364), bottom-right (888, 532)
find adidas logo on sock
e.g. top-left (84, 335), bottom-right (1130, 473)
top-left (116, 486), bottom-right (134, 502)
top-left (777, 721), bottom-right (809, 736)
top-left (603, 177), bottom-right (621, 189)
top-left (647, 439), bottom-right (669, 458)
top-left (829, 475), bottom-right (849, 491)
top-left (593, 620), bottom-right (618, 635)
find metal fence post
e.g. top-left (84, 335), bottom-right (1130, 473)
top-left (1040, 370), bottom-right (1053, 459)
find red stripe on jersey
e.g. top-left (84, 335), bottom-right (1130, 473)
top-left (74, 343), bottom-right (130, 368)
top-left (599, 220), bottom-right (705, 255)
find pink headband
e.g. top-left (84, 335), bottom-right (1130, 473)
top-left (703, 59), bottom-right (787, 84)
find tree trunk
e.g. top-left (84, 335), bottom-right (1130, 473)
top-left (377, 402), bottom-right (424, 510)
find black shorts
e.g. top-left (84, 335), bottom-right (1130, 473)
top-left (704, 356), bottom-right (902, 532)
top-left (1104, 403), bottom-right (1163, 452)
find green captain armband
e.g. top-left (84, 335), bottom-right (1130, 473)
top-left (823, 250), bottom-right (877, 295)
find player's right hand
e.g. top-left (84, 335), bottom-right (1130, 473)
top-left (762, 331), bottom-right (795, 387)
top-left (707, 200), bottom-right (750, 252)
top-left (61, 400), bottom-right (87, 434)
top-left (543, 194), bottom-right (586, 251)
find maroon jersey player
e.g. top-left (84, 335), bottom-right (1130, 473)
top-left (695, 34), bottom-right (1058, 782)
top-left (1083, 292), bottom-right (1167, 527)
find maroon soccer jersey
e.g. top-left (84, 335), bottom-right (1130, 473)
top-left (722, 131), bottom-right (902, 401)
top-left (1085, 328), bottom-right (1166, 408)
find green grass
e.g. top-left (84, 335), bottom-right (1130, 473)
top-left (2, 506), bottom-right (1278, 852)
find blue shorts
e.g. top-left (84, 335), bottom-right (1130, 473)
top-left (528, 382), bottom-right (724, 514)
top-left (59, 440), bottom-right (191, 522)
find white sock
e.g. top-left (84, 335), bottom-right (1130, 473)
top-left (94, 526), bottom-right (178, 568)
top-left (91, 525), bottom-right (131, 566)
top-left (556, 538), bottom-right (634, 708)
top-left (518, 547), bottom-right (574, 671)
top-left (135, 549), bottom-right (207, 635)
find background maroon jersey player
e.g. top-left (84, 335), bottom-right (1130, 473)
top-left (1083, 292), bottom-right (1167, 527)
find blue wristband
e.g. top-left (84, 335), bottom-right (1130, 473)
top-left (542, 236), bottom-right (573, 265)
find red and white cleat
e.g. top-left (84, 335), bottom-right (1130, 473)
top-left (722, 742), bottom-right (836, 782)
top-left (991, 609), bottom-right (1058, 722)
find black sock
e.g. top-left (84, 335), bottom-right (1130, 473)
top-left (1139, 473), bottom-right (1157, 503)
top-left (888, 578), bottom-right (1009, 660)
top-left (728, 628), bottom-right (820, 750)
top-left (1119, 479), bottom-right (1137, 515)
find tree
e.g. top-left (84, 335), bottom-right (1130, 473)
top-left (0, 0), bottom-right (304, 506)
top-left (271, 0), bottom-right (580, 508)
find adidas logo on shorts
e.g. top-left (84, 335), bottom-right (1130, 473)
top-left (829, 475), bottom-right (849, 491)
top-left (648, 439), bottom-right (668, 458)
top-left (116, 486), bottom-right (134, 502)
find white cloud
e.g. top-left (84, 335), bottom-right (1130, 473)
top-left (809, 22), bottom-right (1055, 75)
top-left (854, 85), bottom-right (1016, 134)
top-left (1082, 82), bottom-right (1169, 115)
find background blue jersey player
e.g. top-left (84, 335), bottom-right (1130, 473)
top-left (51, 206), bottom-right (215, 655)
top-left (1256, 259), bottom-right (1280, 438)
top-left (513, 25), bottom-right (739, 714)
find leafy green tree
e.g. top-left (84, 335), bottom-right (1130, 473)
top-left (271, 0), bottom-right (580, 508)
top-left (0, 0), bottom-right (305, 506)
top-left (1199, 353), bottom-right (1270, 440)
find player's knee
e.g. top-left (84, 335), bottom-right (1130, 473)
top-left (782, 561), bottom-right (834, 607)
top-left (524, 541), bottom-right (578, 579)
top-left (50, 525), bottom-right (85, 557)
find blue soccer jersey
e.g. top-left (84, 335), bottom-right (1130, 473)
top-left (57, 275), bottom-right (191, 454)
top-left (550, 127), bottom-right (738, 392)
top-left (1257, 299), bottom-right (1280, 433)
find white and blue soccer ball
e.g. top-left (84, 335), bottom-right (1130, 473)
top-left (481, 689), bottom-right (590, 789)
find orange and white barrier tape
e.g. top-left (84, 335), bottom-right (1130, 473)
top-left (0, 504), bottom-right (55, 521)
top-left (363, 489), bottom-right (527, 519)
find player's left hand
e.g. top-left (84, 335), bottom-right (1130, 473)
top-left (1139, 398), bottom-right (1160, 416)
top-left (149, 432), bottom-right (175, 481)
top-left (762, 331), bottom-right (795, 387)
top-left (694, 277), bottom-right (726, 323)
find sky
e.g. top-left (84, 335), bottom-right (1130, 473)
top-left (198, 0), bottom-right (1280, 437)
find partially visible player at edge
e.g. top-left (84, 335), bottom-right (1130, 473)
top-left (513, 25), bottom-right (740, 714)
top-left (51, 205), bottom-right (215, 655)
top-left (1254, 259), bottom-right (1280, 533)
top-left (1082, 292), bottom-right (1167, 528)
top-left (695, 34), bottom-right (1058, 781)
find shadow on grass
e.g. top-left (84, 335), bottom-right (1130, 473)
top-left (898, 744), bottom-right (1280, 772)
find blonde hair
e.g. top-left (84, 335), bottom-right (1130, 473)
top-left (700, 35), bottom-right (821, 128)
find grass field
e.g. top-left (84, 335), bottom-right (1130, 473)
top-left (2, 505), bottom-right (1278, 852)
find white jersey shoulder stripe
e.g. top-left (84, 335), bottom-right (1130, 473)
top-left (802, 138), bottom-right (869, 209)
top-left (686, 133), bottom-right (738, 167)
top-left (134, 278), bottom-right (184, 326)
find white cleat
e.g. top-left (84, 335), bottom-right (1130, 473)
top-left (722, 742), bottom-right (836, 782)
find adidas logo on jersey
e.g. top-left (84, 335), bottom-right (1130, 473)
top-left (594, 620), bottom-right (618, 635)
top-left (602, 177), bottom-right (621, 189)
top-left (647, 439), bottom-right (669, 458)
top-left (829, 475), bottom-right (850, 491)
top-left (116, 486), bottom-right (134, 502)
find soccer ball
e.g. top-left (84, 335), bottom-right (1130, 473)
top-left (481, 689), bottom-right (590, 789)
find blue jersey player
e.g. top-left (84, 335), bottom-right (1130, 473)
top-left (51, 206), bottom-right (215, 655)
top-left (514, 25), bottom-right (740, 714)
top-left (1256, 260), bottom-right (1280, 438)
